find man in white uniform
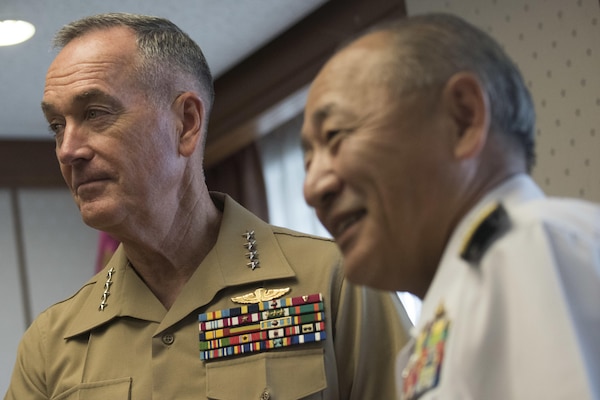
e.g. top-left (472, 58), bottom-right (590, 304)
top-left (300, 12), bottom-right (600, 399)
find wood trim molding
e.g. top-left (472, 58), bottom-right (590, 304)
top-left (206, 0), bottom-right (406, 167)
top-left (0, 141), bottom-right (62, 187)
top-left (0, 0), bottom-right (406, 186)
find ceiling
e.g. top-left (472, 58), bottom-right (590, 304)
top-left (0, 0), bottom-right (328, 140)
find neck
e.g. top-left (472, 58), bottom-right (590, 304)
top-left (121, 189), bottom-right (222, 309)
top-left (413, 143), bottom-right (527, 300)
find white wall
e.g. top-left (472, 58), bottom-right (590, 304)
top-left (0, 188), bottom-right (97, 394)
top-left (18, 189), bottom-right (99, 317)
top-left (0, 190), bottom-right (26, 394)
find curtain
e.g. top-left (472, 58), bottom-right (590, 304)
top-left (95, 232), bottom-right (119, 273)
top-left (256, 114), bottom-right (329, 236)
top-left (205, 142), bottom-right (269, 222)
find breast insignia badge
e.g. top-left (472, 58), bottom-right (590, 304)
top-left (198, 291), bottom-right (326, 360)
top-left (231, 287), bottom-right (290, 304)
top-left (401, 303), bottom-right (450, 400)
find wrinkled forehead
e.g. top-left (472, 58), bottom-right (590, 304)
top-left (43, 27), bottom-right (143, 109)
top-left (305, 38), bottom-right (393, 113)
top-left (310, 32), bottom-right (397, 95)
top-left (49, 27), bottom-right (138, 71)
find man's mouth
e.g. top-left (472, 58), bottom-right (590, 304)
top-left (74, 176), bottom-right (109, 193)
top-left (332, 210), bottom-right (366, 238)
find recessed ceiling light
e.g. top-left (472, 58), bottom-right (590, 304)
top-left (0, 20), bottom-right (36, 46)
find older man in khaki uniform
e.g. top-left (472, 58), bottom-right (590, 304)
top-left (7, 194), bottom-right (408, 399)
top-left (5, 12), bottom-right (410, 400)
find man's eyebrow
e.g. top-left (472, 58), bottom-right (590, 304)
top-left (307, 102), bottom-right (358, 131)
top-left (72, 88), bottom-right (109, 102)
top-left (40, 101), bottom-right (56, 116)
top-left (41, 89), bottom-right (122, 116)
top-left (311, 103), bottom-right (336, 125)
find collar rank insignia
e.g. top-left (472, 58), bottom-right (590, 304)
top-left (98, 267), bottom-right (115, 311)
top-left (460, 202), bottom-right (511, 265)
top-left (243, 230), bottom-right (260, 270)
top-left (401, 303), bottom-right (450, 400)
top-left (198, 292), bottom-right (326, 361)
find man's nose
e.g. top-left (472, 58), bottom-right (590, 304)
top-left (56, 124), bottom-right (93, 165)
top-left (303, 154), bottom-right (342, 209)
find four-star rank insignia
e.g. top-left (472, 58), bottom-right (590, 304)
top-left (198, 292), bottom-right (326, 361)
top-left (243, 230), bottom-right (260, 270)
top-left (402, 303), bottom-right (450, 400)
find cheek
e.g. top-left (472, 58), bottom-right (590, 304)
top-left (124, 113), bottom-right (176, 159)
top-left (58, 163), bottom-right (71, 181)
top-left (344, 233), bottom-right (397, 290)
top-left (142, 128), bottom-right (185, 185)
top-left (336, 143), bottom-right (377, 185)
top-left (342, 133), bottom-right (404, 173)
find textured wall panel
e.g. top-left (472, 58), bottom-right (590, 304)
top-left (406, 0), bottom-right (600, 201)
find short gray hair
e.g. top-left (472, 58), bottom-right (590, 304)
top-left (53, 12), bottom-right (215, 116)
top-left (357, 13), bottom-right (536, 171)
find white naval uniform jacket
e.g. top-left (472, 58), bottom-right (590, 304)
top-left (397, 174), bottom-right (600, 400)
top-left (6, 194), bottom-right (411, 400)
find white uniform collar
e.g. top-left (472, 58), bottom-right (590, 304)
top-left (414, 174), bottom-right (544, 334)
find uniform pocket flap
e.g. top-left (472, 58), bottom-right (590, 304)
top-left (53, 377), bottom-right (132, 400)
top-left (206, 348), bottom-right (326, 399)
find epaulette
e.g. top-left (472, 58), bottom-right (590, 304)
top-left (460, 202), bottom-right (511, 265)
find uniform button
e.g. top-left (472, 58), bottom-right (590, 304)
top-left (259, 388), bottom-right (270, 400)
top-left (162, 333), bottom-right (175, 345)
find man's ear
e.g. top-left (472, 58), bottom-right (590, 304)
top-left (173, 92), bottom-right (205, 157)
top-left (442, 72), bottom-right (491, 160)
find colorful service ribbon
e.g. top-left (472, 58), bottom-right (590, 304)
top-left (199, 293), bottom-right (326, 360)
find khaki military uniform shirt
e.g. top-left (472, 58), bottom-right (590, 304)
top-left (6, 194), bottom-right (411, 400)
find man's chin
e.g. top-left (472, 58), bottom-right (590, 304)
top-left (81, 215), bottom-right (110, 231)
top-left (342, 252), bottom-right (389, 290)
top-left (79, 203), bottom-right (119, 230)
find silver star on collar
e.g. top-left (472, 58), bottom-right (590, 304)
top-left (242, 230), bottom-right (260, 270)
top-left (99, 267), bottom-right (115, 311)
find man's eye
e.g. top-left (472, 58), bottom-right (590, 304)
top-left (325, 130), bottom-right (341, 142)
top-left (48, 123), bottom-right (64, 136)
top-left (87, 109), bottom-right (101, 119)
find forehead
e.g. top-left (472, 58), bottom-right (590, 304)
top-left (317, 32), bottom-right (392, 88)
top-left (302, 32), bottom-right (395, 129)
top-left (51, 26), bottom-right (137, 69)
top-left (43, 27), bottom-right (139, 107)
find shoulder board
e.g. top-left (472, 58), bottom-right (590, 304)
top-left (460, 202), bottom-right (511, 265)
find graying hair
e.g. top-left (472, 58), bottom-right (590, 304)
top-left (53, 12), bottom-right (215, 116)
top-left (356, 13), bottom-right (536, 171)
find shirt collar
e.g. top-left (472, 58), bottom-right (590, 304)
top-left (414, 174), bottom-right (545, 334)
top-left (65, 193), bottom-right (296, 338)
